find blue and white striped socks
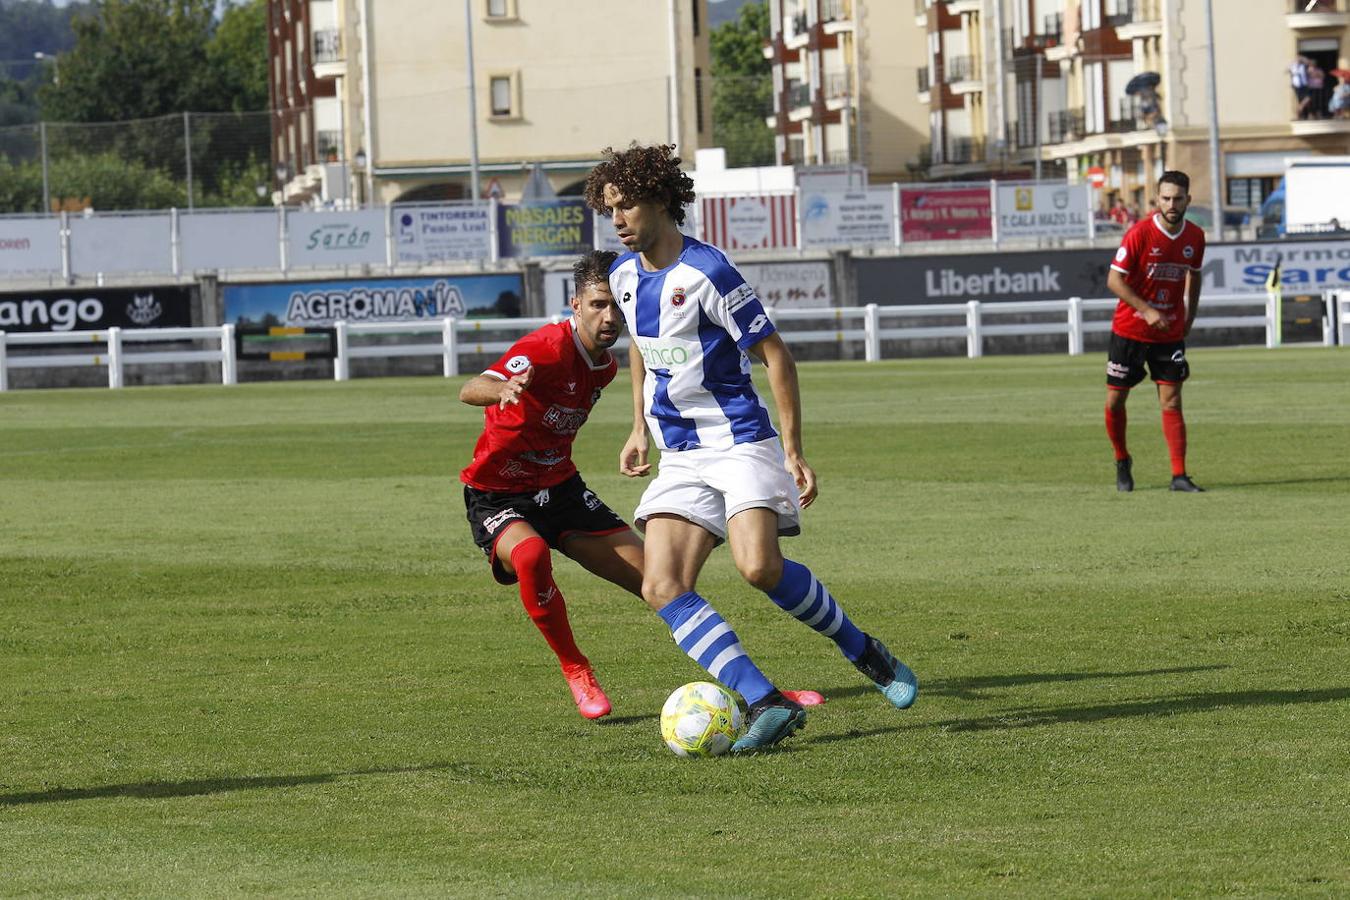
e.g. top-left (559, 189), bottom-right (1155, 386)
top-left (766, 558), bottom-right (867, 661)
top-left (658, 591), bottom-right (776, 705)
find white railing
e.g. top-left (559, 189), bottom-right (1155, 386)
top-left (0, 293), bottom-right (1296, 391)
top-left (1333, 290), bottom-right (1350, 347)
top-left (0, 324), bottom-right (236, 391)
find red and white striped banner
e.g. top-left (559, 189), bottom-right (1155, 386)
top-left (699, 194), bottom-right (798, 251)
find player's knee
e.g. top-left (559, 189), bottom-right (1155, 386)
top-left (736, 556), bottom-right (783, 592)
top-left (509, 536), bottom-right (552, 580)
top-left (641, 575), bottom-right (688, 610)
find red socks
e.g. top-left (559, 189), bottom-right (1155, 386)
top-left (1104, 403), bottom-right (1129, 461)
top-left (508, 536), bottom-right (588, 671)
top-left (1161, 408), bottom-right (1187, 476)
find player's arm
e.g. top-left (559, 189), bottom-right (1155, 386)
top-left (459, 370), bottom-right (533, 408)
top-left (1107, 266), bottom-right (1165, 331)
top-left (1182, 269), bottom-right (1202, 337)
top-left (748, 333), bottom-right (818, 508)
top-left (619, 341), bottom-right (651, 477)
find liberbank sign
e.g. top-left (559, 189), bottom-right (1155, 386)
top-left (855, 238), bottom-right (1350, 304)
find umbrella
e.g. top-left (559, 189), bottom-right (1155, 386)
top-left (1124, 71), bottom-right (1161, 95)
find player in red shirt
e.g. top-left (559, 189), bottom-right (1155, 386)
top-left (460, 251), bottom-right (643, 719)
top-left (1104, 170), bottom-right (1206, 492)
top-left (460, 250), bottom-right (826, 723)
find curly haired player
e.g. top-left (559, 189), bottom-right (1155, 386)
top-left (584, 143), bottom-right (917, 752)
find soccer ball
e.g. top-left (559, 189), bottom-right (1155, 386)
top-left (660, 681), bottom-right (743, 757)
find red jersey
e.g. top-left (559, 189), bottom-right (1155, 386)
top-left (1109, 214), bottom-right (1206, 343)
top-left (460, 320), bottom-right (618, 492)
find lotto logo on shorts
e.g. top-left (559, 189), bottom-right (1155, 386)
top-left (483, 509), bottom-right (522, 533)
top-left (1107, 361), bottom-right (1129, 378)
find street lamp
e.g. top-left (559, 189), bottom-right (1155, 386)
top-left (353, 148), bottom-right (368, 207)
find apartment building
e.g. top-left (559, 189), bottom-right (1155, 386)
top-left (267, 1), bottom-right (711, 206)
top-left (764, 0), bottom-right (931, 181)
top-left (916, 0), bottom-right (1350, 220)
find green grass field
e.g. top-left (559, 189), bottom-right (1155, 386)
top-left (3, 347), bottom-right (1349, 897)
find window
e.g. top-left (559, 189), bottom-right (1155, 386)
top-left (490, 75), bottom-right (515, 117)
top-left (1228, 176), bottom-right (1279, 210)
top-left (693, 0), bottom-right (700, 36)
top-left (486, 0), bottom-right (513, 17)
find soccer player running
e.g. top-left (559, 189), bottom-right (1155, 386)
top-left (584, 143), bottom-right (917, 752)
top-left (1104, 170), bottom-right (1206, 493)
top-left (459, 251), bottom-right (644, 720)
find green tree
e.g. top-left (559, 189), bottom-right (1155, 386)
top-left (206, 0), bottom-right (267, 113)
top-left (39, 0), bottom-right (218, 122)
top-left (709, 0), bottom-right (774, 168)
top-left (0, 152), bottom-right (185, 212)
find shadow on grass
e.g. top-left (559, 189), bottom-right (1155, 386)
top-left (933, 686), bottom-right (1350, 732)
top-left (807, 686), bottom-right (1350, 745)
top-left (0, 762), bottom-right (452, 807)
top-left (1218, 476), bottom-right (1350, 489)
top-left (814, 664), bottom-right (1228, 702)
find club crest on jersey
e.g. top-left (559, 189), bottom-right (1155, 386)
top-left (1182, 245), bottom-right (1195, 259)
top-left (670, 287), bottom-right (687, 307)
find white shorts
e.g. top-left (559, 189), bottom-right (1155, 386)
top-left (635, 438), bottom-right (802, 542)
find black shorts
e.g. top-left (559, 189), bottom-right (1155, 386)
top-left (1106, 333), bottom-right (1189, 389)
top-left (463, 473), bottom-right (629, 584)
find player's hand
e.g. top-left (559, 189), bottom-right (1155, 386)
top-left (497, 366), bottom-right (533, 408)
top-left (1143, 307), bottom-right (1166, 331)
top-left (786, 453), bottom-right (818, 508)
top-left (620, 431), bottom-right (651, 478)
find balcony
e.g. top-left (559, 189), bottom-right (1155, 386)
top-left (312, 28), bottom-right (343, 79)
top-left (316, 129), bottom-right (343, 162)
top-left (946, 136), bottom-right (986, 165)
top-left (942, 54), bottom-right (977, 84)
top-left (1104, 0), bottom-right (1133, 28)
top-left (947, 0), bottom-right (981, 13)
top-left (821, 0), bottom-right (853, 30)
top-left (1287, 0), bottom-right (1350, 28)
top-left (1117, 0), bottom-right (1163, 38)
top-left (826, 148), bottom-right (852, 165)
top-left (787, 81), bottom-right (812, 119)
top-left (824, 70), bottom-right (854, 100)
top-left (1047, 109), bottom-right (1086, 143)
top-left (917, 66), bottom-right (931, 94)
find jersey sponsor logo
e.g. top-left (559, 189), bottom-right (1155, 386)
top-left (1145, 262), bottom-right (1189, 282)
top-left (746, 313), bottom-right (769, 334)
top-left (636, 340), bottom-right (692, 369)
top-left (505, 354), bottom-right (531, 373)
top-left (1115, 247), bottom-right (1128, 262)
top-left (483, 508), bottom-right (524, 534)
top-left (541, 403), bottom-right (590, 435)
top-left (726, 283), bottom-right (756, 313)
top-left (520, 448), bottom-right (567, 467)
top-left (670, 286), bottom-right (687, 307)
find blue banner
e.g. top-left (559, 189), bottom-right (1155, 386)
top-left (223, 274), bottom-right (524, 327)
top-left (497, 199), bottom-right (593, 258)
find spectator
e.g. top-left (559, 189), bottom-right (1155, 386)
top-left (1308, 61), bottom-right (1327, 118)
top-left (1330, 79), bottom-right (1350, 118)
top-left (1290, 56), bottom-right (1311, 119)
top-left (1109, 197), bottom-right (1132, 226)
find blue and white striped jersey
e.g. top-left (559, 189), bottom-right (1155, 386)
top-left (609, 235), bottom-right (779, 452)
